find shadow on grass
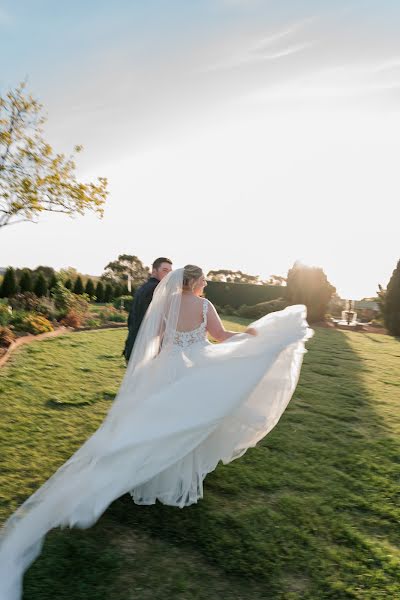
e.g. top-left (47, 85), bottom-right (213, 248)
top-left (17, 329), bottom-right (400, 599)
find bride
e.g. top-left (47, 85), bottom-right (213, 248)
top-left (0, 265), bottom-right (313, 599)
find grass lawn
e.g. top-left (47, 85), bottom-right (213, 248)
top-left (0, 319), bottom-right (399, 599)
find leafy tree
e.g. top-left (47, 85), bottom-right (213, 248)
top-left (73, 276), bottom-right (84, 295)
top-left (51, 281), bottom-right (73, 311)
top-left (0, 81), bottom-right (108, 229)
top-left (33, 265), bottom-right (55, 280)
top-left (266, 274), bottom-right (287, 286)
top-left (19, 269), bottom-right (33, 293)
top-left (382, 259), bottom-right (400, 336)
top-left (95, 281), bottom-right (105, 303)
top-left (0, 267), bottom-right (18, 297)
top-left (85, 278), bottom-right (95, 298)
top-left (102, 254), bottom-right (149, 288)
top-left (64, 278), bottom-right (73, 290)
top-left (58, 267), bottom-right (78, 284)
top-left (207, 269), bottom-right (261, 284)
top-left (34, 272), bottom-right (48, 297)
top-left (104, 283), bottom-right (114, 303)
top-left (286, 261), bottom-right (336, 323)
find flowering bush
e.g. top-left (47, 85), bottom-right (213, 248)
top-left (0, 326), bottom-right (16, 347)
top-left (21, 314), bottom-right (54, 334)
top-left (9, 310), bottom-right (31, 331)
top-left (0, 304), bottom-right (12, 326)
top-left (60, 310), bottom-right (82, 328)
top-left (8, 292), bottom-right (57, 320)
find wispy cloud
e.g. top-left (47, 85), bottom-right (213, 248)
top-left (203, 20), bottom-right (315, 72)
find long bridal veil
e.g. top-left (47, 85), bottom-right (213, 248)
top-left (0, 269), bottom-right (185, 600)
top-left (0, 267), bottom-right (313, 600)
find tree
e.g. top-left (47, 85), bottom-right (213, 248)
top-left (85, 278), bottom-right (95, 298)
top-left (48, 273), bottom-right (58, 291)
top-left (0, 81), bottom-right (108, 229)
top-left (34, 272), bottom-right (48, 297)
top-left (207, 269), bottom-right (261, 284)
top-left (58, 267), bottom-right (78, 284)
top-left (19, 269), bottom-right (33, 293)
top-left (73, 276), bottom-right (84, 295)
top-left (382, 259), bottom-right (400, 336)
top-left (104, 283), bottom-right (114, 303)
top-left (286, 261), bottom-right (336, 323)
top-left (33, 265), bottom-right (54, 280)
top-left (95, 281), bottom-right (105, 303)
top-left (102, 254), bottom-right (149, 288)
top-left (0, 267), bottom-right (18, 297)
top-left (266, 274), bottom-right (287, 286)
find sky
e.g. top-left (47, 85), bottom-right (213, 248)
top-left (1, 0), bottom-right (400, 299)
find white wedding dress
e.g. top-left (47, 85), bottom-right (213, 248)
top-left (0, 269), bottom-right (313, 599)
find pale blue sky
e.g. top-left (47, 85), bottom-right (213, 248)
top-left (1, 1), bottom-right (400, 298)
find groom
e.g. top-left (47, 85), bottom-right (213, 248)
top-left (122, 257), bottom-right (173, 363)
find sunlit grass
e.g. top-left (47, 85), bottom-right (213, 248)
top-left (0, 324), bottom-right (399, 599)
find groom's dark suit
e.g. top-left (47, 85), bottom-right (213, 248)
top-left (123, 276), bottom-right (160, 362)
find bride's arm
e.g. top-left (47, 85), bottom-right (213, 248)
top-left (206, 301), bottom-right (256, 342)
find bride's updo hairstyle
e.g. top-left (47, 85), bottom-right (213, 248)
top-left (182, 265), bottom-right (203, 292)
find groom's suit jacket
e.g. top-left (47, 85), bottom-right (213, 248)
top-left (123, 276), bottom-right (159, 362)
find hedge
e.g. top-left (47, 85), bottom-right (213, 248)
top-left (205, 281), bottom-right (286, 309)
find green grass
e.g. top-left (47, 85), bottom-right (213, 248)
top-left (0, 324), bottom-right (399, 599)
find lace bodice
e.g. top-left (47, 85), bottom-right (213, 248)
top-left (173, 299), bottom-right (208, 348)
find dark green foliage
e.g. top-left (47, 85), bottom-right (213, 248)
top-left (19, 269), bottom-right (33, 293)
top-left (0, 267), bottom-right (18, 297)
top-left (34, 272), bottom-right (49, 297)
top-left (113, 283), bottom-right (122, 299)
top-left (238, 297), bottom-right (288, 319)
top-left (113, 295), bottom-right (133, 313)
top-left (383, 259), bottom-right (400, 336)
top-left (95, 281), bottom-right (105, 303)
top-left (34, 266), bottom-right (55, 280)
top-left (85, 278), bottom-right (95, 298)
top-left (73, 276), bottom-right (84, 295)
top-left (286, 262), bottom-right (335, 323)
top-left (49, 274), bottom-right (58, 291)
top-left (65, 279), bottom-right (73, 290)
top-left (104, 283), bottom-right (114, 303)
top-left (205, 281), bottom-right (286, 309)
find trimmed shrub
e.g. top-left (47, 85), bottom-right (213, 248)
top-left (0, 326), bottom-right (15, 347)
top-left (33, 272), bottom-right (48, 297)
top-left (383, 259), bottom-right (400, 336)
top-left (238, 298), bottom-right (288, 319)
top-left (95, 281), bottom-right (105, 303)
top-left (113, 295), bottom-right (133, 313)
top-left (73, 276), bottom-right (84, 295)
top-left (104, 283), bottom-right (114, 302)
top-left (0, 267), bottom-right (18, 298)
top-left (85, 278), bottom-right (95, 298)
top-left (19, 270), bottom-right (33, 293)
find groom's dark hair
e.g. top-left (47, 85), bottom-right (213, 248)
top-left (152, 257), bottom-right (172, 270)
